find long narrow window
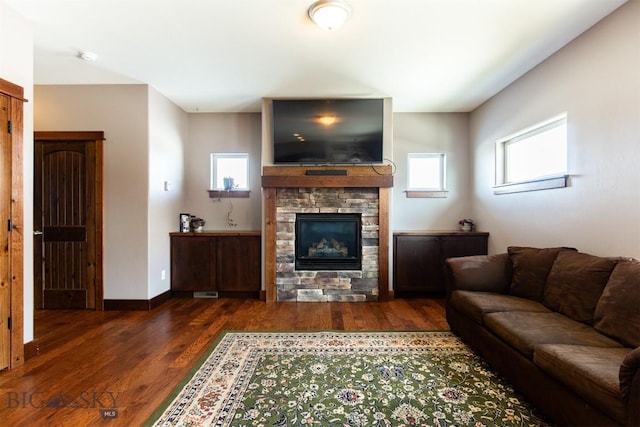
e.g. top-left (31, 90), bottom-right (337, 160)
top-left (495, 114), bottom-right (568, 194)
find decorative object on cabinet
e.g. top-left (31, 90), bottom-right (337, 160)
top-left (190, 217), bottom-right (206, 232)
top-left (393, 231), bottom-right (488, 296)
top-left (458, 218), bottom-right (474, 231)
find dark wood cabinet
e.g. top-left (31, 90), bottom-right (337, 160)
top-left (214, 236), bottom-right (261, 293)
top-left (170, 235), bottom-right (214, 292)
top-left (393, 231), bottom-right (489, 296)
top-left (170, 231), bottom-right (261, 297)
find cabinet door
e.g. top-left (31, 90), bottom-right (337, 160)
top-left (215, 236), bottom-right (261, 293)
top-left (440, 235), bottom-right (488, 260)
top-left (393, 235), bottom-right (441, 293)
top-left (170, 236), bottom-right (215, 291)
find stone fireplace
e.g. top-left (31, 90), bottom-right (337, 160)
top-left (262, 166), bottom-right (393, 302)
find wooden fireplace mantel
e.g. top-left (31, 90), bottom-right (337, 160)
top-left (261, 165), bottom-right (393, 188)
top-left (262, 165), bottom-right (392, 302)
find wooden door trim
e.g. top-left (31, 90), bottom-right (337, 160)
top-left (0, 78), bottom-right (26, 101)
top-left (34, 131), bottom-right (105, 311)
top-left (33, 131), bottom-right (104, 141)
top-left (1, 78), bottom-right (25, 368)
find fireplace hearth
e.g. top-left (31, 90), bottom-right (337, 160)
top-left (295, 213), bottom-right (362, 271)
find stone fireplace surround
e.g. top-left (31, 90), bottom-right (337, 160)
top-left (262, 165), bottom-right (393, 302)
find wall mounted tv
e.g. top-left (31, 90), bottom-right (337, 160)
top-left (272, 98), bottom-right (384, 164)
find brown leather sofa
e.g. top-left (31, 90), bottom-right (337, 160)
top-left (444, 246), bottom-right (639, 426)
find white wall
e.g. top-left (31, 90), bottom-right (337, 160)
top-left (392, 113), bottom-right (472, 231)
top-left (148, 87), bottom-right (188, 298)
top-left (0, 2), bottom-right (34, 343)
top-left (185, 113), bottom-right (262, 231)
top-left (470, 0), bottom-right (640, 258)
top-left (34, 85), bottom-right (151, 299)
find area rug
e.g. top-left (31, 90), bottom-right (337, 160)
top-left (147, 331), bottom-right (550, 427)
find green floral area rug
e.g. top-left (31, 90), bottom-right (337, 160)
top-left (147, 331), bottom-right (550, 427)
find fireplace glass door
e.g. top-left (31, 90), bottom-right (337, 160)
top-left (295, 213), bottom-right (362, 270)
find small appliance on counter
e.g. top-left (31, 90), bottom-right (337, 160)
top-left (179, 213), bottom-right (191, 232)
top-left (179, 213), bottom-right (206, 232)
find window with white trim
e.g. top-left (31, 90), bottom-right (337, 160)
top-left (210, 153), bottom-right (249, 191)
top-left (407, 153), bottom-right (446, 194)
top-left (495, 115), bottom-right (568, 194)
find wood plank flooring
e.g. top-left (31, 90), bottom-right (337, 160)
top-left (0, 297), bottom-right (448, 426)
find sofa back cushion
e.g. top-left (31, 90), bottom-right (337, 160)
top-left (593, 258), bottom-right (640, 348)
top-left (543, 251), bottom-right (618, 324)
top-left (445, 253), bottom-right (512, 295)
top-left (508, 246), bottom-right (576, 301)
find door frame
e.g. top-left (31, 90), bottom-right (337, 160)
top-left (0, 78), bottom-right (26, 369)
top-left (34, 131), bottom-right (105, 311)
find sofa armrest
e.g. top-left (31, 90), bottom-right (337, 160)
top-left (444, 253), bottom-right (512, 299)
top-left (620, 346), bottom-right (640, 426)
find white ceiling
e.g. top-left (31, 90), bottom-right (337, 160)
top-left (3, 0), bottom-right (627, 113)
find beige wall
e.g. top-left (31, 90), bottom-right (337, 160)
top-left (34, 85), bottom-right (189, 300)
top-left (185, 113), bottom-right (262, 230)
top-left (34, 85), bottom-right (153, 299)
top-left (1, 2), bottom-right (34, 343)
top-left (391, 113), bottom-right (472, 231)
top-left (148, 87), bottom-right (188, 297)
top-left (470, 0), bottom-right (640, 258)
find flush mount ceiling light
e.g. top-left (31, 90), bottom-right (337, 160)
top-left (308, 0), bottom-right (351, 31)
top-left (78, 50), bottom-right (98, 62)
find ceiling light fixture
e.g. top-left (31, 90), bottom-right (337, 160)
top-left (308, 0), bottom-right (351, 31)
top-left (78, 51), bottom-right (98, 62)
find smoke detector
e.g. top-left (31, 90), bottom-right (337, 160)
top-left (78, 51), bottom-right (98, 62)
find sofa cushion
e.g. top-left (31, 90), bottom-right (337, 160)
top-left (534, 344), bottom-right (629, 424)
top-left (508, 246), bottom-right (576, 301)
top-left (543, 251), bottom-right (618, 324)
top-left (450, 290), bottom-right (550, 325)
top-left (594, 258), bottom-right (640, 348)
top-left (445, 253), bottom-right (512, 294)
top-left (483, 311), bottom-right (623, 359)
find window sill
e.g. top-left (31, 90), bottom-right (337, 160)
top-left (405, 190), bottom-right (448, 198)
top-left (494, 175), bottom-right (569, 195)
top-left (208, 190), bottom-right (250, 198)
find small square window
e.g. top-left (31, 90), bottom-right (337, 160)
top-left (407, 153), bottom-right (446, 191)
top-left (210, 153), bottom-right (249, 190)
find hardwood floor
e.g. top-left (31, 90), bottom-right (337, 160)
top-left (0, 297), bottom-right (448, 426)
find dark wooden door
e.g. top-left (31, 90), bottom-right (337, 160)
top-left (34, 132), bottom-right (104, 309)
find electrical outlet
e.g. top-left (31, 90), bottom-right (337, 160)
top-left (161, 270), bottom-right (166, 280)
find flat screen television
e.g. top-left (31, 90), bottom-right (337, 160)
top-left (272, 98), bottom-right (384, 164)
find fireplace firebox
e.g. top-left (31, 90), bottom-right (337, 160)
top-left (295, 213), bottom-right (362, 270)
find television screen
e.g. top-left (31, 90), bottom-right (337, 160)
top-left (272, 99), bottom-right (384, 164)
